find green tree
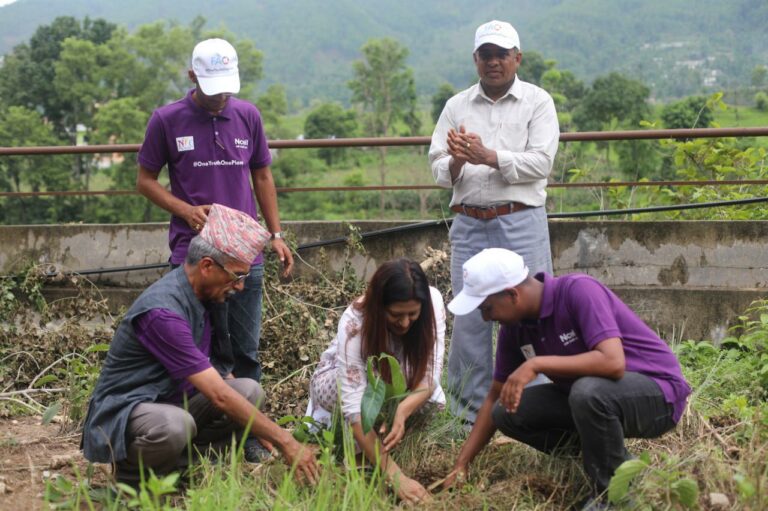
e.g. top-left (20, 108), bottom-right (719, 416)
top-left (0, 16), bottom-right (116, 139)
top-left (573, 73), bottom-right (651, 171)
top-left (755, 92), bottom-right (768, 112)
top-left (0, 107), bottom-right (63, 193)
top-left (88, 97), bottom-right (162, 223)
top-left (517, 51), bottom-right (552, 86)
top-left (431, 83), bottom-right (455, 124)
top-left (540, 68), bottom-right (586, 110)
top-left (0, 106), bottom-right (73, 224)
top-left (661, 96), bottom-right (714, 130)
top-left (751, 65), bottom-right (767, 89)
top-left (304, 103), bottom-right (358, 166)
top-left (573, 72), bottom-right (651, 131)
top-left (348, 37), bottom-right (417, 211)
top-left (257, 84), bottom-right (289, 139)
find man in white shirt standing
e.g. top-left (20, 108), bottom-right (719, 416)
top-left (429, 20), bottom-right (560, 424)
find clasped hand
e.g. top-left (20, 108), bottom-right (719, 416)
top-left (447, 126), bottom-right (491, 166)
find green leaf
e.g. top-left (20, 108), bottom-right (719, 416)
top-left (361, 376), bottom-right (386, 434)
top-left (33, 374), bottom-right (59, 388)
top-left (607, 458), bottom-right (648, 503)
top-left (734, 473), bottom-right (756, 498)
top-left (381, 354), bottom-right (407, 398)
top-left (42, 402), bottom-right (62, 425)
top-left (276, 415), bottom-right (300, 426)
top-left (293, 427), bottom-right (308, 443)
top-left (671, 478), bottom-right (698, 508)
top-left (366, 356), bottom-right (376, 385)
top-left (85, 343), bottom-right (110, 353)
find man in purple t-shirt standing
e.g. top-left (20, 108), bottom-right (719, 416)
top-left (442, 248), bottom-right (691, 507)
top-left (137, 38), bottom-right (291, 388)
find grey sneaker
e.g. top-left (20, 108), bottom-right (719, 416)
top-left (243, 438), bottom-right (272, 464)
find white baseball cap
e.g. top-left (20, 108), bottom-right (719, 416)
top-left (448, 248), bottom-right (529, 315)
top-left (191, 38), bottom-right (240, 96)
top-left (474, 20), bottom-right (520, 52)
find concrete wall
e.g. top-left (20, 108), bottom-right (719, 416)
top-left (2, 220), bottom-right (766, 341)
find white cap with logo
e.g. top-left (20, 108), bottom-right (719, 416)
top-left (191, 38), bottom-right (240, 96)
top-left (474, 20), bottom-right (520, 52)
top-left (447, 248), bottom-right (529, 315)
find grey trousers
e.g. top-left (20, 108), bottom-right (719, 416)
top-left (447, 208), bottom-right (553, 422)
top-left (491, 373), bottom-right (676, 494)
top-left (117, 378), bottom-right (264, 481)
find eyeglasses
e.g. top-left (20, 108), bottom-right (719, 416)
top-left (209, 257), bottom-right (250, 284)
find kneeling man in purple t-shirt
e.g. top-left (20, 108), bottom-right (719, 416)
top-left (442, 248), bottom-right (691, 507)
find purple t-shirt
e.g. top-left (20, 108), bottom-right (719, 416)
top-left (494, 273), bottom-right (691, 423)
top-left (134, 308), bottom-right (213, 402)
top-left (138, 90), bottom-right (272, 265)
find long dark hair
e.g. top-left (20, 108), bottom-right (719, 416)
top-left (357, 259), bottom-right (436, 390)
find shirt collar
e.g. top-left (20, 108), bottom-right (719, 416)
top-left (184, 88), bottom-right (232, 119)
top-left (470, 75), bottom-right (521, 103)
top-left (537, 272), bottom-right (556, 319)
top-left (177, 265), bottom-right (207, 318)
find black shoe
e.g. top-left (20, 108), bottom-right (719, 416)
top-left (243, 438), bottom-right (272, 464)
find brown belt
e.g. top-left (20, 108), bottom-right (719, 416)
top-left (451, 202), bottom-right (532, 219)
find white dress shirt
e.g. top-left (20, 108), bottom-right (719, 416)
top-left (429, 76), bottom-right (560, 207)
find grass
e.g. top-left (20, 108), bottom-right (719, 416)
top-left (4, 241), bottom-right (767, 510)
top-left (713, 103), bottom-right (768, 128)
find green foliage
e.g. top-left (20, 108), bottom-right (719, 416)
top-left (0, 16), bottom-right (117, 138)
top-left (517, 50), bottom-right (551, 86)
top-left (270, 148), bottom-right (326, 190)
top-left (430, 83), bottom-right (455, 124)
top-left (257, 84), bottom-right (289, 139)
top-left (755, 91), bottom-right (768, 112)
top-left (661, 96), bottom-right (714, 129)
top-left (304, 102), bottom-right (358, 165)
top-left (361, 354), bottom-right (409, 434)
top-left (661, 105), bottom-right (768, 220)
top-left (0, 106), bottom-right (69, 194)
top-left (540, 67), bottom-right (586, 116)
top-left (348, 38), bottom-right (417, 138)
top-left (573, 72), bottom-right (651, 131)
top-left (116, 471), bottom-right (180, 510)
top-left (608, 452), bottom-right (698, 508)
top-left (0, 264), bottom-right (47, 323)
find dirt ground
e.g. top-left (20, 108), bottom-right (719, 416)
top-left (0, 416), bottom-right (99, 511)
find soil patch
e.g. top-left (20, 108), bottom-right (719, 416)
top-left (0, 416), bottom-right (100, 510)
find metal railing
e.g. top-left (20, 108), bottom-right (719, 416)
top-left (1, 127), bottom-right (767, 198)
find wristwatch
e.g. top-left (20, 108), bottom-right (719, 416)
top-left (271, 231), bottom-right (284, 240)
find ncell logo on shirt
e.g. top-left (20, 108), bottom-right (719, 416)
top-left (559, 330), bottom-right (578, 346)
top-left (176, 136), bottom-right (195, 152)
top-left (234, 138), bottom-right (249, 149)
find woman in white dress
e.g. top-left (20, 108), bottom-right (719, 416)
top-left (308, 259), bottom-right (446, 504)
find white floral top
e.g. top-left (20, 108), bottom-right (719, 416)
top-left (310, 286), bottom-right (447, 424)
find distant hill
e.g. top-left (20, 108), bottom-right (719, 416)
top-left (1, 0), bottom-right (766, 105)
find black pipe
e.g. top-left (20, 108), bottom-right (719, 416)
top-left (0, 196), bottom-right (763, 279)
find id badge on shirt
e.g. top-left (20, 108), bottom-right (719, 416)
top-left (520, 344), bottom-right (536, 360)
